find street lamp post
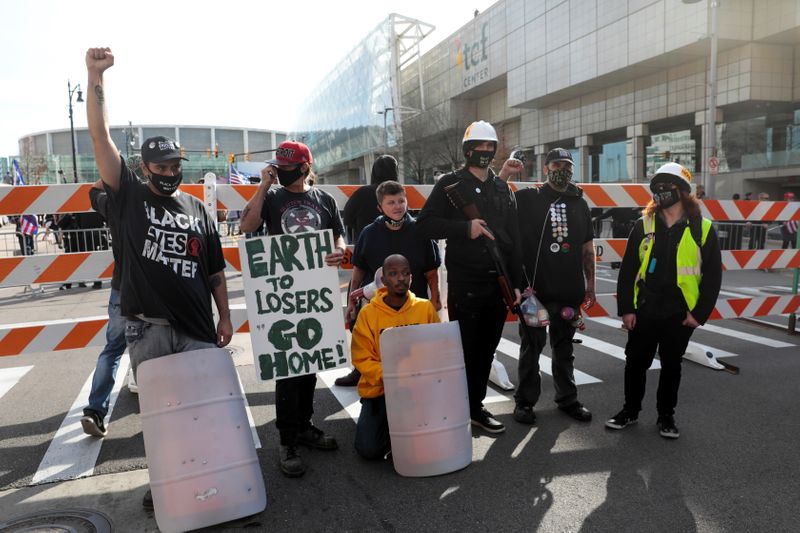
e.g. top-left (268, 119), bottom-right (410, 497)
top-left (377, 105), bottom-right (421, 183)
top-left (124, 121), bottom-right (138, 160)
top-left (67, 80), bottom-right (84, 183)
top-left (377, 107), bottom-right (394, 151)
top-left (683, 0), bottom-right (719, 197)
top-left (706, 0), bottom-right (719, 198)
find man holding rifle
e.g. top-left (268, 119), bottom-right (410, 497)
top-left (417, 120), bottom-right (524, 434)
top-left (513, 148), bottom-right (596, 426)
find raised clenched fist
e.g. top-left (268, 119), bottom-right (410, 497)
top-left (85, 47), bottom-right (114, 73)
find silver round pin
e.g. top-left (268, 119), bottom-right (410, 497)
top-left (550, 242), bottom-right (560, 253)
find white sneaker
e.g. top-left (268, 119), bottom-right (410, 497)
top-left (127, 368), bottom-right (138, 394)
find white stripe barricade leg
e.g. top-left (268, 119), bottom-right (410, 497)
top-left (381, 322), bottom-right (472, 477)
top-left (137, 348), bottom-right (266, 533)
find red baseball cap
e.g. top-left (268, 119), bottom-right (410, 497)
top-left (266, 141), bottom-right (313, 167)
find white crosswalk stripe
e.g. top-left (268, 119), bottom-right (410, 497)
top-left (0, 365), bottom-right (33, 401)
top-left (32, 355), bottom-right (131, 485)
top-left (495, 338), bottom-right (602, 385)
top-left (588, 316), bottom-right (739, 359)
top-left (698, 323), bottom-right (795, 348)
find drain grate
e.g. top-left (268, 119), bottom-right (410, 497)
top-left (0, 508), bottom-right (112, 533)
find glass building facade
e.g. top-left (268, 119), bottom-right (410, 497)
top-left (291, 14), bottom-right (433, 183)
top-left (293, 1), bottom-right (800, 198)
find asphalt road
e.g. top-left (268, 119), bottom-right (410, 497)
top-left (0, 267), bottom-right (798, 532)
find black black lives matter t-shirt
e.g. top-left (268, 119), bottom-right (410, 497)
top-left (104, 159), bottom-right (225, 343)
top-left (260, 187), bottom-right (345, 238)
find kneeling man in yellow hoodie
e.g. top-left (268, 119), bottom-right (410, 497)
top-left (351, 254), bottom-right (440, 459)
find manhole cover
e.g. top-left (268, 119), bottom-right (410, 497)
top-left (0, 508), bottom-right (112, 533)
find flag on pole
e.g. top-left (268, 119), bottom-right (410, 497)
top-left (228, 164), bottom-right (250, 185)
top-left (12, 159), bottom-right (26, 185)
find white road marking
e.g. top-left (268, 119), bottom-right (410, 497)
top-left (698, 323), bottom-right (795, 349)
top-left (32, 354), bottom-right (130, 485)
top-left (319, 367), bottom-right (362, 422)
top-left (495, 338), bottom-right (602, 385)
top-left (234, 370), bottom-right (261, 449)
top-left (0, 366), bottom-right (33, 400)
top-left (588, 316), bottom-right (738, 358)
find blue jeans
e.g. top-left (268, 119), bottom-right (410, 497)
top-left (86, 289), bottom-right (127, 418)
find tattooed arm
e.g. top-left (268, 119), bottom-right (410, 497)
top-left (210, 270), bottom-right (232, 347)
top-left (85, 47), bottom-right (121, 191)
top-left (582, 240), bottom-right (596, 308)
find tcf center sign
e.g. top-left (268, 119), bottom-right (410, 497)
top-left (455, 21), bottom-right (490, 90)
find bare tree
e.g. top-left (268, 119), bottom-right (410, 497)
top-left (404, 143), bottom-right (432, 184)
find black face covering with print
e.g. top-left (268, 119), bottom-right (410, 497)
top-left (149, 171), bottom-right (183, 195)
top-left (652, 183), bottom-right (681, 208)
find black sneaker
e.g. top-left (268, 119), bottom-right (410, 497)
top-left (280, 445), bottom-right (306, 478)
top-left (605, 409), bottom-right (638, 430)
top-left (296, 425), bottom-right (338, 450)
top-left (80, 410), bottom-right (107, 437)
top-left (334, 368), bottom-right (361, 387)
top-left (513, 404), bottom-right (537, 425)
top-left (142, 488), bottom-right (153, 510)
top-left (471, 408), bottom-right (505, 433)
top-left (657, 415), bottom-right (680, 439)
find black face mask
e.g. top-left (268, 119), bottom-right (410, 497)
top-left (149, 171), bottom-right (183, 195)
top-left (466, 149), bottom-right (495, 169)
top-left (654, 189), bottom-right (681, 208)
top-left (277, 166), bottom-right (304, 187)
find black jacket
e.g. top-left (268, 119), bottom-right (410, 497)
top-left (417, 168), bottom-right (523, 288)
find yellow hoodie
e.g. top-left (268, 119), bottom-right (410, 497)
top-left (351, 287), bottom-right (440, 399)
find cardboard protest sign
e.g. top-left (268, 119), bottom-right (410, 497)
top-left (239, 229), bottom-right (349, 380)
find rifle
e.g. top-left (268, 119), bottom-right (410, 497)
top-left (443, 181), bottom-right (532, 340)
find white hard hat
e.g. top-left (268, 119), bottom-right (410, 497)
top-left (651, 162), bottom-right (693, 192)
top-left (462, 120), bottom-right (498, 145)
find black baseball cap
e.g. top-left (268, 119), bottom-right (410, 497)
top-left (544, 148), bottom-right (573, 166)
top-left (141, 136), bottom-right (187, 163)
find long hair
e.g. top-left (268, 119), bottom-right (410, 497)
top-left (643, 191), bottom-right (701, 219)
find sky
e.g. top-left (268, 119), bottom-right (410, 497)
top-left (0, 0), bottom-right (498, 156)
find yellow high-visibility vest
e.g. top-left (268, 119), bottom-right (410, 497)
top-left (634, 215), bottom-right (712, 311)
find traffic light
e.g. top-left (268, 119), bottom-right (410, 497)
top-left (180, 147), bottom-right (187, 159)
top-left (214, 144), bottom-right (219, 158)
top-left (206, 148), bottom-right (212, 159)
top-left (228, 152), bottom-right (235, 164)
top-left (245, 152), bottom-right (251, 161)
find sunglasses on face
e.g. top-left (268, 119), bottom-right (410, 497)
top-left (652, 182), bottom-right (677, 193)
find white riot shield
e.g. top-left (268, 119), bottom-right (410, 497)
top-left (138, 348), bottom-right (266, 533)
top-left (380, 322), bottom-right (472, 477)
